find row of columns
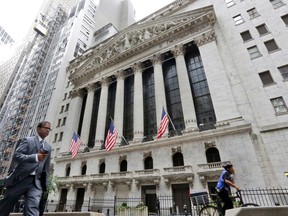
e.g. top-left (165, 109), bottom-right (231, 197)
top-left (69, 44), bottom-right (198, 148)
top-left (67, 37), bottom-right (241, 149)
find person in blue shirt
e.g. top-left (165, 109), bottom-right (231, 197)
top-left (216, 163), bottom-right (240, 215)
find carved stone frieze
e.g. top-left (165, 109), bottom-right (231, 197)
top-left (68, 5), bottom-right (216, 88)
top-left (171, 146), bottom-right (182, 154)
top-left (194, 30), bottom-right (216, 47)
top-left (171, 44), bottom-right (186, 57)
top-left (151, 54), bottom-right (162, 65)
top-left (204, 140), bottom-right (216, 149)
top-left (143, 151), bottom-right (152, 159)
top-left (99, 158), bottom-right (105, 164)
top-left (119, 155), bottom-right (127, 161)
top-left (70, 89), bottom-right (85, 98)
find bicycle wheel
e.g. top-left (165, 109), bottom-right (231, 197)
top-left (242, 203), bottom-right (259, 207)
top-left (199, 205), bottom-right (222, 216)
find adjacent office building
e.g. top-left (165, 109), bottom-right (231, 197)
top-left (0, 0), bottom-right (135, 184)
top-left (48, 0), bottom-right (288, 214)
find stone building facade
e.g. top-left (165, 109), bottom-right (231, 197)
top-left (49, 0), bottom-right (288, 213)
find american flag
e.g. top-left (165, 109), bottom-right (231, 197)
top-left (105, 122), bottom-right (118, 151)
top-left (69, 132), bottom-right (82, 158)
top-left (157, 107), bottom-right (169, 139)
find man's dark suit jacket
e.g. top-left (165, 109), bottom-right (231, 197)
top-left (5, 136), bottom-right (51, 191)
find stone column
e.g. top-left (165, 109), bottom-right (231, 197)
top-left (80, 84), bottom-right (95, 145)
top-left (171, 44), bottom-right (198, 132)
top-left (194, 31), bottom-right (240, 122)
top-left (114, 70), bottom-right (125, 145)
top-left (151, 54), bottom-right (168, 130)
top-left (62, 89), bottom-right (84, 153)
top-left (95, 78), bottom-right (109, 149)
top-left (132, 62), bottom-right (144, 142)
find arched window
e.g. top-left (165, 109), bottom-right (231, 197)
top-left (144, 156), bottom-right (153, 169)
top-left (120, 160), bottom-right (127, 172)
top-left (65, 166), bottom-right (71, 177)
top-left (173, 152), bottom-right (184, 166)
top-left (81, 164), bottom-right (87, 175)
top-left (99, 162), bottom-right (106, 174)
top-left (206, 147), bottom-right (221, 163)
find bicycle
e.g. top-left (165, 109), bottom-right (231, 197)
top-left (199, 190), bottom-right (259, 216)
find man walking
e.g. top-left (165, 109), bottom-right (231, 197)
top-left (0, 121), bottom-right (52, 216)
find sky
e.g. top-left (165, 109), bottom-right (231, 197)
top-left (0, 0), bottom-right (175, 43)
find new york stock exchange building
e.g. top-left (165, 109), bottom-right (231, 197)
top-left (50, 0), bottom-right (288, 214)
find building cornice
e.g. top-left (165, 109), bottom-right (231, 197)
top-left (68, 5), bottom-right (216, 88)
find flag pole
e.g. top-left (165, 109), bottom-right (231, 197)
top-left (109, 116), bottom-right (129, 146)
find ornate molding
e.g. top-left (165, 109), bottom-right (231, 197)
top-left (143, 151), bottom-right (152, 159)
top-left (70, 89), bottom-right (84, 99)
top-left (204, 140), bottom-right (216, 149)
top-left (119, 155), bottom-right (127, 161)
top-left (171, 44), bottom-right (186, 57)
top-left (131, 62), bottom-right (144, 72)
top-left (115, 69), bottom-right (126, 79)
top-left (68, 6), bottom-right (216, 88)
top-left (171, 146), bottom-right (182, 154)
top-left (151, 54), bottom-right (162, 65)
top-left (194, 30), bottom-right (216, 47)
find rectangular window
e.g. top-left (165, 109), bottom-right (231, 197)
top-left (65, 103), bottom-right (70, 111)
top-left (63, 93), bottom-right (67, 100)
top-left (247, 8), bottom-right (259, 19)
top-left (53, 134), bottom-right (58, 142)
top-left (278, 65), bottom-right (288, 80)
top-left (62, 117), bottom-right (67, 126)
top-left (270, 0), bottom-right (285, 9)
top-left (57, 119), bottom-right (61, 127)
top-left (60, 105), bottom-right (64, 113)
top-left (58, 132), bottom-right (64, 141)
top-left (281, 14), bottom-right (288, 25)
top-left (225, 0), bottom-right (235, 7)
top-left (233, 14), bottom-right (244, 25)
top-left (240, 30), bottom-right (252, 42)
top-left (264, 39), bottom-right (279, 52)
top-left (271, 97), bottom-right (288, 114)
top-left (259, 71), bottom-right (274, 86)
top-left (256, 24), bottom-right (269, 36)
top-left (247, 46), bottom-right (262, 59)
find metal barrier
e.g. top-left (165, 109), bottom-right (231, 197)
top-left (9, 187), bottom-right (288, 215)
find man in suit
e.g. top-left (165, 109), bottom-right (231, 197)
top-left (0, 121), bottom-right (52, 216)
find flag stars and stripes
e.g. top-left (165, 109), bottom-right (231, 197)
top-left (105, 122), bottom-right (118, 151)
top-left (157, 107), bottom-right (169, 139)
top-left (69, 132), bottom-right (82, 158)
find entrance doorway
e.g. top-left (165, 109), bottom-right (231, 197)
top-left (58, 188), bottom-right (68, 211)
top-left (75, 188), bottom-right (85, 212)
top-left (172, 184), bottom-right (191, 215)
top-left (141, 185), bottom-right (157, 214)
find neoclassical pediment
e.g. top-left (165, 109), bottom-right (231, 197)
top-left (68, 4), bottom-right (216, 88)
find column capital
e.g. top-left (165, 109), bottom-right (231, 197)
top-left (86, 83), bottom-right (96, 92)
top-left (194, 30), bottom-right (216, 47)
top-left (131, 62), bottom-right (144, 73)
top-left (100, 77), bottom-right (110, 86)
top-left (115, 69), bottom-right (126, 80)
top-left (151, 54), bottom-right (162, 65)
top-left (171, 44), bottom-right (185, 57)
top-left (71, 89), bottom-right (84, 98)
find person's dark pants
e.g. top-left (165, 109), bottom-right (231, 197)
top-left (218, 189), bottom-right (233, 215)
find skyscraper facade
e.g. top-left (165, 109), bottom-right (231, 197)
top-left (0, 0), bottom-right (135, 185)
